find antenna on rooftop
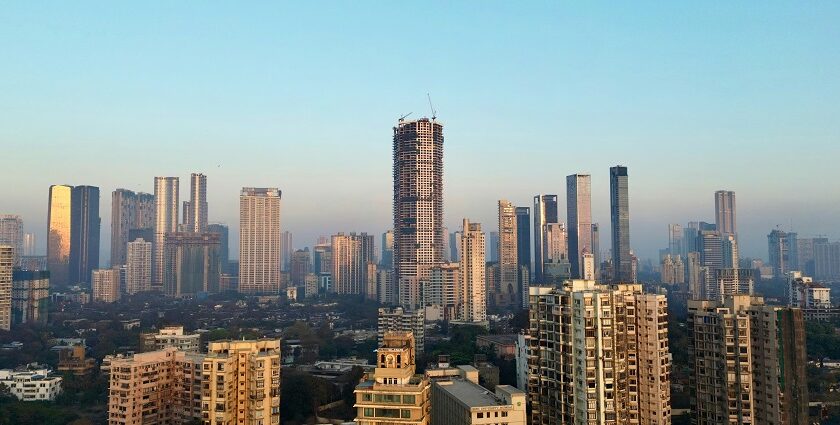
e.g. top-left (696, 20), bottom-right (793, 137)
top-left (427, 93), bottom-right (437, 120)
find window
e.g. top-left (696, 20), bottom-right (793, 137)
top-left (403, 395), bottom-right (415, 404)
top-left (364, 408), bottom-right (374, 417)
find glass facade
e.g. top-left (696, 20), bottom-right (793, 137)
top-left (47, 185), bottom-right (72, 287)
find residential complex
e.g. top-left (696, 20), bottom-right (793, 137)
top-left (239, 187), bottom-right (282, 294)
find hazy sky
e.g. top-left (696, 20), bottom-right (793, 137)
top-left (2, 2), bottom-right (839, 264)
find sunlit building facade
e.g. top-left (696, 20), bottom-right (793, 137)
top-left (153, 177), bottom-right (179, 290)
top-left (239, 187), bottom-right (282, 294)
top-left (47, 184), bottom-right (73, 288)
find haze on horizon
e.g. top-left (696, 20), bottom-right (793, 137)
top-left (1, 2), bottom-right (839, 263)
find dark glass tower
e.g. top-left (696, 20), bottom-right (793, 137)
top-left (533, 194), bottom-right (558, 282)
top-left (69, 185), bottom-right (100, 286)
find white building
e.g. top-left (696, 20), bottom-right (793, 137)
top-left (789, 271), bottom-right (832, 320)
top-left (378, 307), bottom-right (425, 353)
top-left (0, 366), bottom-right (63, 401)
top-left (125, 238), bottom-right (152, 294)
top-left (92, 268), bottom-right (120, 303)
top-left (238, 188), bottom-right (282, 295)
top-left (459, 219), bottom-right (486, 324)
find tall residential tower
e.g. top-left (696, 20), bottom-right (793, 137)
top-left (153, 177), bottom-right (179, 289)
top-left (609, 166), bottom-right (632, 282)
top-left (239, 188), bottom-right (282, 294)
top-left (566, 175), bottom-right (592, 279)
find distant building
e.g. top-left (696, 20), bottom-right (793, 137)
top-left (515, 207), bottom-right (531, 293)
top-left (304, 273), bottom-right (319, 298)
top-left (431, 375), bottom-right (526, 425)
top-left (0, 215), bottom-right (23, 266)
top-left (354, 332), bottom-right (429, 425)
top-left (57, 344), bottom-right (95, 376)
top-left (239, 188), bottom-right (282, 295)
top-left (460, 219), bottom-right (487, 323)
top-left (686, 252), bottom-right (703, 299)
top-left (140, 326), bottom-right (201, 353)
top-left (207, 223), bottom-right (230, 274)
top-left (661, 254), bottom-right (685, 285)
top-left (290, 248), bottom-right (311, 286)
top-left (331, 233), bottom-right (375, 295)
top-left (714, 190), bottom-right (737, 236)
top-left (110, 189), bottom-right (154, 267)
top-left (381, 230), bottom-right (394, 269)
top-left (92, 269), bottom-right (120, 303)
top-left (609, 165), bottom-right (632, 283)
top-left (498, 201), bottom-right (519, 309)
top-left (566, 175), bottom-right (593, 279)
top-left (184, 173), bottom-right (208, 233)
top-left (0, 366), bottom-right (62, 401)
top-left (378, 307), bottom-right (424, 354)
top-left (769, 229), bottom-right (798, 278)
top-left (488, 231), bottom-right (500, 263)
top-left (668, 223), bottom-right (684, 256)
top-left (532, 194), bottom-right (558, 282)
top-left (704, 268), bottom-right (754, 301)
top-left (426, 262), bottom-right (460, 322)
top-left (47, 185), bottom-right (73, 287)
top-left (0, 246), bottom-right (11, 330)
top-left (281, 230), bottom-right (293, 272)
top-left (11, 270), bottom-right (49, 326)
top-left (163, 232), bottom-right (221, 297)
top-left (153, 177), bottom-right (179, 290)
top-left (125, 238), bottom-right (152, 294)
top-left (788, 271), bottom-right (832, 320)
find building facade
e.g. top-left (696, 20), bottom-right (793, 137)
top-left (0, 215), bottom-right (23, 267)
top-left (378, 307), bottom-right (425, 354)
top-left (110, 189), bottom-right (154, 267)
top-left (0, 246), bottom-right (11, 330)
top-left (11, 269), bottom-right (49, 326)
top-left (164, 232), bottom-right (221, 297)
top-left (714, 190), bottom-right (737, 236)
top-left (92, 268), bottom-right (120, 303)
top-left (460, 219), bottom-right (487, 323)
top-left (239, 187), bottom-right (282, 294)
top-left (566, 175), bottom-right (593, 279)
top-left (609, 166), bottom-right (632, 283)
top-left (332, 232), bottom-right (375, 295)
top-left (153, 177), bottom-right (179, 290)
top-left (532, 195), bottom-right (558, 283)
top-left (47, 184), bottom-right (73, 288)
top-left (68, 185), bottom-right (100, 287)
top-left (498, 201), bottom-right (519, 310)
top-left (125, 238), bottom-right (152, 294)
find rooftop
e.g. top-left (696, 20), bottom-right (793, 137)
top-left (435, 378), bottom-right (510, 408)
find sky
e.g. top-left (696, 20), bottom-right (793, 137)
top-left (1, 2), bottom-right (839, 264)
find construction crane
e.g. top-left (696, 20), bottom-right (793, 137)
top-left (427, 93), bottom-right (437, 120)
top-left (399, 112), bottom-right (412, 122)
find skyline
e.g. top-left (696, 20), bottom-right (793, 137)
top-left (3, 2), bottom-right (840, 261)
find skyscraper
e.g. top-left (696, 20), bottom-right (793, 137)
top-left (715, 190), bottom-right (736, 236)
top-left (280, 231), bottom-right (293, 272)
top-left (393, 117), bottom-right (444, 309)
top-left (609, 166), bottom-right (632, 283)
top-left (514, 206), bottom-right (531, 280)
top-left (0, 245), bottom-right (12, 331)
top-left (668, 223), bottom-right (684, 256)
top-left (47, 185), bottom-right (72, 288)
top-left (331, 232), bottom-right (375, 295)
top-left (459, 219), bottom-right (486, 323)
top-left (186, 173), bottom-right (208, 232)
top-left (591, 222), bottom-right (600, 279)
top-left (92, 268), bottom-right (120, 303)
top-left (488, 231), bottom-right (500, 262)
top-left (164, 232), bottom-right (221, 297)
top-left (126, 238), bottom-right (152, 295)
top-left (528, 281), bottom-right (671, 425)
top-left (238, 187), bottom-right (281, 294)
top-left (290, 248), bottom-right (312, 286)
top-left (532, 194), bottom-right (558, 282)
top-left (768, 229), bottom-right (797, 278)
top-left (69, 185), bottom-right (100, 287)
top-left (110, 189), bottom-right (154, 267)
top-left (0, 215), bottom-right (23, 266)
top-left (153, 177), bottom-right (179, 290)
top-left (544, 223), bottom-right (568, 263)
top-left (381, 230), bottom-right (394, 269)
top-left (207, 223), bottom-right (229, 274)
top-left (497, 200), bottom-right (518, 309)
top-left (566, 175), bottom-right (592, 279)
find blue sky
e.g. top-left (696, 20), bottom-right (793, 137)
top-left (1, 2), bottom-right (839, 263)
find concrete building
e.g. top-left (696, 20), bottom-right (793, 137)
top-left (290, 248), bottom-right (311, 286)
top-left (153, 177), bottom-right (179, 290)
top-left (332, 232), bottom-right (375, 295)
top-left (280, 230), bottom-right (293, 272)
top-left (544, 223), bottom-right (568, 266)
top-left (239, 187), bottom-right (282, 295)
top-left (207, 223), bottom-right (229, 274)
top-left (426, 262), bottom-right (460, 322)
top-left (163, 232), bottom-right (221, 297)
top-left (661, 254), bottom-right (685, 285)
top-left (705, 268), bottom-right (754, 301)
top-left (92, 268), bottom-right (120, 303)
top-left (686, 251), bottom-right (703, 299)
top-left (431, 375), bottom-right (526, 425)
top-left (107, 347), bottom-right (204, 425)
top-left (498, 201), bottom-right (519, 310)
top-left (668, 223), bottom-right (684, 257)
top-left (788, 271), bottom-right (832, 320)
top-left (304, 273), bottom-right (319, 298)
top-left (141, 326), bottom-right (201, 353)
top-left (527, 281), bottom-right (671, 425)
top-left (460, 219), bottom-right (487, 323)
top-left (11, 270), bottom-right (49, 326)
top-left (354, 332), bottom-right (430, 425)
top-left (0, 215), bottom-right (23, 266)
top-left (47, 184), bottom-right (72, 287)
top-left (125, 238), bottom-right (152, 294)
top-left (381, 230), bottom-right (394, 269)
top-left (566, 175), bottom-right (593, 279)
top-left (183, 173), bottom-right (208, 232)
top-left (378, 307), bottom-right (425, 354)
top-left (69, 185), bottom-right (100, 288)
top-left (532, 195), bottom-right (558, 283)
top-left (715, 190), bottom-right (737, 236)
top-left (515, 207), bottom-right (531, 296)
top-left (688, 296), bottom-right (808, 425)
top-left (0, 246), bottom-right (11, 330)
top-left (609, 166), bottom-right (632, 283)
top-left (203, 340), bottom-right (282, 425)
top-left (393, 118), bottom-right (444, 311)
top-left (110, 189), bottom-right (154, 267)
top-left (0, 366), bottom-right (62, 401)
top-left (769, 229), bottom-right (798, 278)
top-left (57, 343), bottom-right (95, 376)
top-left (377, 269), bottom-right (395, 305)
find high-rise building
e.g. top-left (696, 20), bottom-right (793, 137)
top-left (290, 248), bottom-right (311, 286)
top-left (566, 175), bottom-right (592, 279)
top-left (714, 190), bottom-right (736, 236)
top-left (239, 188), bottom-right (282, 295)
top-left (185, 173), bottom-right (207, 232)
top-left (498, 201), bottom-right (518, 309)
top-left (609, 166), bottom-right (632, 283)
top-left (331, 232), bottom-right (375, 295)
top-left (207, 223), bottom-right (229, 274)
top-left (23, 233), bottom-right (35, 257)
top-left (459, 219), bottom-right (486, 323)
top-left (514, 207), bottom-right (531, 283)
top-left (668, 223), bottom-right (684, 257)
top-left (722, 233), bottom-right (739, 268)
top-left (393, 118), bottom-right (444, 310)
top-left (661, 254), bottom-right (685, 285)
top-left (110, 189), bottom-right (154, 267)
top-left (768, 229), bottom-right (797, 278)
top-left (68, 185), bottom-right (100, 287)
top-left (788, 271), bottom-right (832, 320)
top-left (139, 326), bottom-right (201, 353)
top-left (441, 226), bottom-right (450, 262)
top-left (164, 232), bottom-right (221, 297)
top-left (704, 268), bottom-right (754, 300)
top-left (92, 268), bottom-right (120, 303)
top-left (377, 269), bottom-right (395, 305)
top-left (153, 177), bottom-right (179, 289)
top-left (312, 243), bottom-right (332, 275)
top-left (814, 239), bottom-right (840, 280)
top-left (202, 340), bottom-right (281, 425)
top-left (354, 332), bottom-right (429, 425)
top-left (686, 251), bottom-right (703, 299)
top-left (107, 347), bottom-right (204, 425)
top-left (544, 223), bottom-right (568, 263)
top-left (591, 223), bottom-right (600, 279)
top-left (426, 263), bottom-right (460, 322)
top-left (527, 281), bottom-right (671, 425)
top-left (47, 185), bottom-right (73, 288)
top-left (796, 238), bottom-right (819, 276)
top-left (280, 231), bottom-right (293, 271)
top-left (0, 246), bottom-right (12, 330)
top-left (125, 238), bottom-right (152, 294)
top-left (488, 231), bottom-right (500, 263)
top-left (449, 231), bottom-right (462, 262)
top-left (698, 230), bottom-right (723, 269)
top-left (0, 215), bottom-right (23, 267)
top-left (381, 230), bottom-right (394, 269)
top-left (378, 307), bottom-right (425, 354)
top-left (688, 296), bottom-right (808, 425)
top-left (532, 195), bottom-right (558, 283)
top-left (11, 269), bottom-right (49, 326)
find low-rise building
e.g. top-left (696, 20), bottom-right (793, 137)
top-left (11, 270), bottom-right (49, 326)
top-left (0, 365), bottom-right (62, 401)
top-left (431, 376), bottom-right (526, 425)
top-left (140, 326), bottom-right (201, 353)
